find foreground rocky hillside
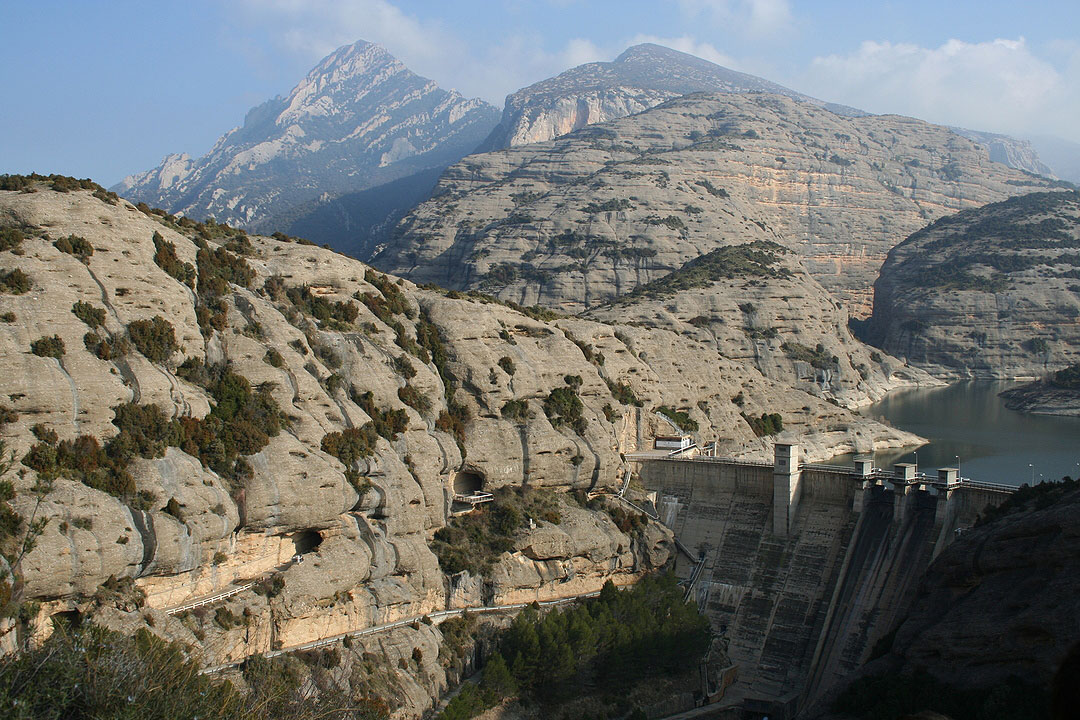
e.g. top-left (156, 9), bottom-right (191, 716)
top-left (0, 180), bottom-right (920, 715)
top-left (864, 190), bottom-right (1080, 378)
top-left (114, 40), bottom-right (499, 231)
top-left (375, 92), bottom-right (1052, 320)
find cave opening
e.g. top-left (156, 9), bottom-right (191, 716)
top-left (452, 469), bottom-right (485, 496)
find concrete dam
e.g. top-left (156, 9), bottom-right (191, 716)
top-left (636, 444), bottom-right (1012, 719)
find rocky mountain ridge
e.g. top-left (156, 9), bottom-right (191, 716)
top-left (478, 43), bottom-right (865, 152)
top-left (0, 182), bottom-right (921, 715)
top-left (375, 92), bottom-right (1054, 321)
top-left (113, 40), bottom-right (500, 231)
top-left (864, 190), bottom-right (1080, 378)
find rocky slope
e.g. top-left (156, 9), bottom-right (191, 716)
top-left (478, 43), bottom-right (864, 152)
top-left (864, 190), bottom-right (1080, 378)
top-left (375, 91), bottom-right (1051, 322)
top-left (0, 181), bottom-right (920, 713)
top-left (113, 40), bottom-right (499, 231)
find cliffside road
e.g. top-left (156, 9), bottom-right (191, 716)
top-left (200, 591), bottom-right (602, 675)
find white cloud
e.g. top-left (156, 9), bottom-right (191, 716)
top-left (675, 0), bottom-right (793, 37)
top-left (230, 1), bottom-right (612, 104)
top-left (799, 37), bottom-right (1080, 143)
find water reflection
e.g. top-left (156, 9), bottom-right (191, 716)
top-left (828, 381), bottom-right (1080, 486)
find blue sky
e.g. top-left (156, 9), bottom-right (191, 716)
top-left (2, 0), bottom-right (1079, 186)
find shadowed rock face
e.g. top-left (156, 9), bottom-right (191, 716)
top-left (865, 190), bottom-right (1080, 378)
top-left (376, 92), bottom-right (1053, 319)
top-left (886, 487), bottom-right (1080, 689)
top-left (0, 183), bottom-right (920, 714)
top-left (113, 40), bottom-right (500, 230)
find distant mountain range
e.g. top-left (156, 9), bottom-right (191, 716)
top-left (115, 39), bottom-right (1064, 258)
top-left (113, 40), bottom-right (500, 233)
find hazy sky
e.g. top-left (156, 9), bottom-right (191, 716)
top-left (2, 0), bottom-right (1079, 186)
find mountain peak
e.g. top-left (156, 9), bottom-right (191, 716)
top-left (613, 42), bottom-right (720, 69)
top-left (113, 40), bottom-right (499, 228)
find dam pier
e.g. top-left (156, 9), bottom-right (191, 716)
top-left (633, 444), bottom-right (1014, 719)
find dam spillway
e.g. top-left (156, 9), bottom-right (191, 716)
top-left (637, 445), bottom-right (1013, 718)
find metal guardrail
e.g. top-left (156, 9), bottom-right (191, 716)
top-left (167, 581), bottom-right (257, 615)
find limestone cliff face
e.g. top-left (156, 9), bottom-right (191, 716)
top-left (0, 184), bottom-right (918, 715)
top-left (114, 40), bottom-right (499, 229)
top-left (377, 93), bottom-right (1052, 321)
top-left (478, 43), bottom-right (842, 152)
top-left (865, 191), bottom-right (1080, 379)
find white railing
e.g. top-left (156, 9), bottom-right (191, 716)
top-left (452, 491), bottom-right (494, 504)
top-left (166, 581), bottom-right (258, 616)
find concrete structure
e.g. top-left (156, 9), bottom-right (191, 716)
top-left (656, 435), bottom-right (694, 451)
top-left (634, 445), bottom-right (1013, 719)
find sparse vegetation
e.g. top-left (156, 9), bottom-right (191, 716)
top-left (544, 384), bottom-right (587, 435)
top-left (657, 406), bottom-right (698, 432)
top-left (0, 268), bottom-right (30, 294)
top-left (742, 412), bottom-right (783, 436)
top-left (30, 335), bottom-right (65, 358)
top-left (781, 341), bottom-right (838, 370)
top-left (127, 316), bottom-right (177, 363)
top-left (71, 301), bottom-right (106, 329)
top-left (53, 234), bottom-right (94, 262)
top-left (152, 231), bottom-right (195, 288)
top-left (0, 624), bottom-right (390, 720)
top-left (620, 241), bottom-right (791, 302)
top-left (430, 487), bottom-right (562, 576)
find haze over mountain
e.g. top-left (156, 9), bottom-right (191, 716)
top-left (113, 40), bottom-right (500, 231)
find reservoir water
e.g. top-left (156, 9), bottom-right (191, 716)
top-left (828, 381), bottom-right (1080, 487)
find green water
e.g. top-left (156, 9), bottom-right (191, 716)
top-left (828, 381), bottom-right (1080, 486)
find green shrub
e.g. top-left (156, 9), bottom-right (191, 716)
top-left (321, 425), bottom-right (379, 466)
top-left (543, 386), bottom-right (586, 435)
top-left (53, 234), bottom-right (94, 261)
top-left (261, 348), bottom-right (282, 368)
top-left (497, 356), bottom-right (515, 376)
top-left (0, 268), bottom-right (30, 294)
top-left (152, 231), bottom-right (195, 288)
top-left (393, 354), bottom-right (416, 379)
top-left (606, 379), bottom-right (642, 406)
top-left (72, 301), bottom-right (106, 328)
top-left (84, 331), bottom-right (130, 360)
top-left (781, 342), bottom-right (838, 370)
top-left (397, 385), bottom-right (430, 412)
top-left (128, 316), bottom-right (177, 363)
top-left (0, 312), bottom-right (14, 322)
top-left (742, 412), bottom-right (783, 436)
top-left (500, 399), bottom-right (532, 424)
top-left (657, 406), bottom-right (698, 432)
top-left (286, 285), bottom-right (358, 329)
top-left (0, 227), bottom-right (24, 252)
top-left (1051, 363), bottom-right (1080, 389)
top-left (30, 335), bottom-right (65, 358)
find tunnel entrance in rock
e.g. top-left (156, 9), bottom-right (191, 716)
top-left (452, 470), bottom-right (485, 495)
top-left (51, 610), bottom-right (81, 631)
top-left (292, 530), bottom-right (323, 556)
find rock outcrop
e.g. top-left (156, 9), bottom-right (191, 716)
top-left (113, 40), bottom-right (500, 231)
top-left (477, 43), bottom-right (861, 152)
top-left (864, 190), bottom-right (1080, 378)
top-left (0, 182), bottom-right (920, 716)
top-left (375, 92), bottom-right (1052, 321)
